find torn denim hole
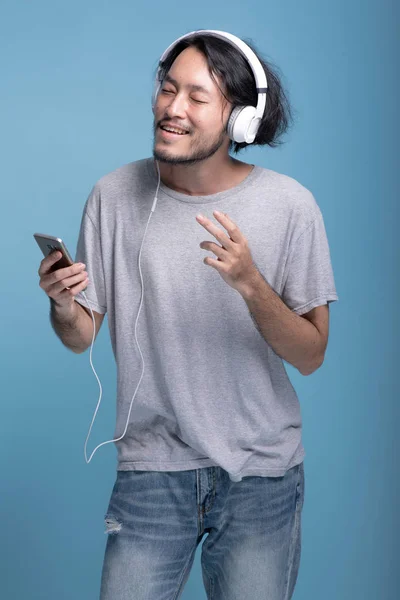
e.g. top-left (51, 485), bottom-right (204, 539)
top-left (104, 515), bottom-right (122, 535)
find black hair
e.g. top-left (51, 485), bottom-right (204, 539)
top-left (154, 31), bottom-right (295, 154)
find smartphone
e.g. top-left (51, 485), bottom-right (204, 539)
top-left (34, 232), bottom-right (89, 293)
top-left (33, 233), bottom-right (74, 271)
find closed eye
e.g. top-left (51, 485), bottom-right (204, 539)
top-left (161, 89), bottom-right (207, 104)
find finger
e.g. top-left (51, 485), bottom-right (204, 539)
top-left (66, 276), bottom-right (90, 297)
top-left (40, 263), bottom-right (85, 294)
top-left (196, 214), bottom-right (234, 249)
top-left (41, 261), bottom-right (85, 288)
top-left (49, 270), bottom-right (88, 296)
top-left (38, 250), bottom-right (62, 276)
top-left (200, 241), bottom-right (228, 260)
top-left (51, 275), bottom-right (89, 301)
top-left (212, 211), bottom-right (241, 243)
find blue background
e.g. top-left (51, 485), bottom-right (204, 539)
top-left (0, 0), bottom-right (398, 598)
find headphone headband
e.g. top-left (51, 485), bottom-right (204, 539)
top-left (152, 29), bottom-right (268, 144)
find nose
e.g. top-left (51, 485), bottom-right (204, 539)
top-left (163, 92), bottom-right (189, 120)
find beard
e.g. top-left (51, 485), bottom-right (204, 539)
top-left (152, 121), bottom-right (227, 167)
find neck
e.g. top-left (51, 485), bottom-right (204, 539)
top-left (155, 156), bottom-right (253, 196)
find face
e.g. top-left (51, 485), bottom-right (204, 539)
top-left (152, 46), bottom-right (232, 166)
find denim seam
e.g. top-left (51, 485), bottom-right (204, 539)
top-left (196, 469), bottom-right (204, 536)
top-left (283, 466), bottom-right (302, 600)
top-left (202, 564), bottom-right (214, 600)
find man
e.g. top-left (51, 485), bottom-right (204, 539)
top-left (38, 31), bottom-right (338, 600)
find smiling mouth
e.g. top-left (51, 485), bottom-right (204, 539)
top-left (158, 125), bottom-right (190, 139)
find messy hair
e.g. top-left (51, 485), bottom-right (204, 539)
top-left (154, 31), bottom-right (295, 154)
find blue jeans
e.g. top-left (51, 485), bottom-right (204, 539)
top-left (99, 462), bottom-right (305, 600)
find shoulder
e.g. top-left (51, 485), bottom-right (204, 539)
top-left (255, 165), bottom-right (322, 225)
top-left (85, 158), bottom-right (151, 215)
top-left (94, 158), bottom-right (149, 193)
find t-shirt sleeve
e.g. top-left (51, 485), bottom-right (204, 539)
top-left (281, 209), bottom-right (339, 315)
top-left (73, 195), bottom-right (107, 315)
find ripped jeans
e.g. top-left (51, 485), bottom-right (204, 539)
top-left (99, 462), bottom-right (305, 600)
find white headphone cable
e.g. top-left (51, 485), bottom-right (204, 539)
top-left (82, 159), bottom-right (161, 463)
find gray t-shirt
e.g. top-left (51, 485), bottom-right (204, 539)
top-left (74, 157), bottom-right (339, 482)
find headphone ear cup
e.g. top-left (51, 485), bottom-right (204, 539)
top-left (226, 106), bottom-right (243, 141)
top-left (228, 105), bottom-right (257, 143)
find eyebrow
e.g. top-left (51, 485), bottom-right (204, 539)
top-left (163, 74), bottom-right (211, 95)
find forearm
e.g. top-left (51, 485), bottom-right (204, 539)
top-left (240, 270), bottom-right (323, 375)
top-left (50, 299), bottom-right (93, 354)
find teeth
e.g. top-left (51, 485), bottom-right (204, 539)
top-left (161, 126), bottom-right (188, 135)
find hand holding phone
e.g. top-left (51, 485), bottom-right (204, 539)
top-left (34, 233), bottom-right (89, 309)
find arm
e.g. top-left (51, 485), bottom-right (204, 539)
top-left (50, 299), bottom-right (104, 354)
top-left (241, 270), bottom-right (327, 376)
top-left (38, 250), bottom-right (105, 354)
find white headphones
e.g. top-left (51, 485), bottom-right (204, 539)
top-left (152, 29), bottom-right (268, 144)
